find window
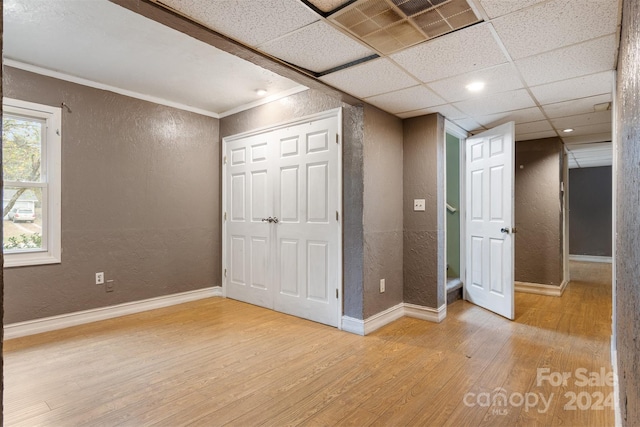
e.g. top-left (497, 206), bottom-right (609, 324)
top-left (3, 98), bottom-right (61, 267)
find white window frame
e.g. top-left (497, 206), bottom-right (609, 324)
top-left (3, 97), bottom-right (62, 267)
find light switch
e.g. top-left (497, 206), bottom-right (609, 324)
top-left (414, 199), bottom-right (426, 211)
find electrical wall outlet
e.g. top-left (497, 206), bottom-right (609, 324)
top-left (96, 272), bottom-right (104, 285)
top-left (380, 278), bottom-right (385, 293)
top-left (105, 280), bottom-right (114, 293)
top-left (414, 199), bottom-right (426, 211)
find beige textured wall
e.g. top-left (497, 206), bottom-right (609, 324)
top-left (514, 138), bottom-right (563, 286)
top-left (402, 114), bottom-right (445, 309)
top-left (3, 67), bottom-right (221, 324)
top-left (615, 0), bottom-right (640, 423)
top-left (362, 105), bottom-right (403, 318)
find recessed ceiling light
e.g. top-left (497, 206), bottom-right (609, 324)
top-left (256, 89), bottom-right (267, 97)
top-left (563, 128), bottom-right (574, 133)
top-left (466, 81), bottom-right (485, 92)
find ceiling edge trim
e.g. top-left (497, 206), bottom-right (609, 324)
top-left (3, 59), bottom-right (221, 119)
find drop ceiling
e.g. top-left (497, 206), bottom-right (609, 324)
top-left (4, 0), bottom-right (621, 168)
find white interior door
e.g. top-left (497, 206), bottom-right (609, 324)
top-left (273, 118), bottom-right (340, 327)
top-left (464, 122), bottom-right (515, 320)
top-left (224, 110), bottom-right (341, 327)
top-left (226, 132), bottom-right (275, 309)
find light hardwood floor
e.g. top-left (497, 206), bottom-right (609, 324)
top-left (4, 261), bottom-right (614, 426)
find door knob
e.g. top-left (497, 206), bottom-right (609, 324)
top-left (261, 217), bottom-right (273, 223)
top-left (500, 227), bottom-right (510, 234)
top-left (272, 217), bottom-right (279, 224)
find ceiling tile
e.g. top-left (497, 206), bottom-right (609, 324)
top-left (396, 103), bottom-right (467, 120)
top-left (453, 88), bottom-right (536, 117)
top-left (491, 0), bottom-right (620, 59)
top-left (474, 107), bottom-right (547, 127)
top-left (567, 142), bottom-right (612, 168)
top-left (530, 71), bottom-right (614, 105)
top-left (364, 85), bottom-right (446, 113)
top-left (516, 120), bottom-right (554, 135)
top-left (478, 0), bottom-right (545, 19)
top-left (558, 122), bottom-right (612, 138)
top-left (319, 58), bottom-right (418, 98)
top-left (551, 111), bottom-right (612, 131)
top-left (390, 23), bottom-right (508, 82)
top-left (542, 94), bottom-right (612, 119)
top-left (516, 130), bottom-right (558, 141)
top-left (307, 0), bottom-right (352, 13)
top-left (259, 21), bottom-right (375, 73)
top-left (515, 35), bottom-right (617, 87)
top-left (453, 117), bottom-right (484, 132)
top-left (156, 0), bottom-right (320, 46)
top-left (427, 63), bottom-right (524, 103)
top-left (562, 133), bottom-right (612, 145)
top-left (428, 103), bottom-right (468, 120)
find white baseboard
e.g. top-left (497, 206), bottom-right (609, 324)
top-left (341, 302), bottom-right (446, 336)
top-left (569, 254), bottom-right (612, 263)
top-left (404, 303), bottom-right (447, 323)
top-left (340, 316), bottom-right (366, 336)
top-left (515, 280), bottom-right (568, 297)
top-left (4, 286), bottom-right (222, 339)
top-left (363, 303), bottom-right (405, 335)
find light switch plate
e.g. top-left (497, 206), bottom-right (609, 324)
top-left (414, 199), bottom-right (426, 211)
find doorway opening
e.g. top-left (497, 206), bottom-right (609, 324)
top-left (445, 131), bottom-right (463, 304)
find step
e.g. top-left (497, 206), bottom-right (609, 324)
top-left (446, 277), bottom-right (463, 292)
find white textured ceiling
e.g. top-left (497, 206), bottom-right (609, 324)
top-left (2, 0), bottom-right (305, 116)
top-left (4, 0), bottom-right (622, 167)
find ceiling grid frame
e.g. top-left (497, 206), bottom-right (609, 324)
top-left (4, 0), bottom-right (621, 164)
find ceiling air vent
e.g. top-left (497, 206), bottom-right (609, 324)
top-left (330, 0), bottom-right (481, 54)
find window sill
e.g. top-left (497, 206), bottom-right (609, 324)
top-left (4, 252), bottom-right (61, 268)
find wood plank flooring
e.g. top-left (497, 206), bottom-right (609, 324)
top-left (4, 261), bottom-right (614, 426)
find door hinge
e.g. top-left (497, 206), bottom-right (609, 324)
top-left (224, 156), bottom-right (227, 165)
top-left (336, 289), bottom-right (339, 299)
top-left (224, 212), bottom-right (227, 221)
top-left (336, 211), bottom-right (339, 222)
top-left (224, 268), bottom-right (227, 277)
top-left (336, 134), bottom-right (340, 144)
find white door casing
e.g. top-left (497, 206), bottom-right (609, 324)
top-left (464, 122), bottom-right (515, 320)
top-left (223, 109), bottom-right (342, 327)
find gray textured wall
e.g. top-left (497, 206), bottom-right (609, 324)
top-left (569, 166), bottom-right (612, 257)
top-left (514, 138), bottom-right (563, 286)
top-left (220, 89), bottom-right (367, 319)
top-left (362, 105), bottom-right (403, 318)
top-left (403, 114), bottom-right (445, 308)
top-left (3, 67), bottom-right (221, 324)
top-left (615, 0), bottom-right (640, 424)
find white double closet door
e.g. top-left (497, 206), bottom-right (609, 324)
top-left (224, 110), bottom-right (341, 327)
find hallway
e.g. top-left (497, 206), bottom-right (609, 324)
top-left (4, 262), bottom-right (613, 426)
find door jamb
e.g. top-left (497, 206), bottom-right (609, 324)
top-left (444, 120), bottom-right (469, 303)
